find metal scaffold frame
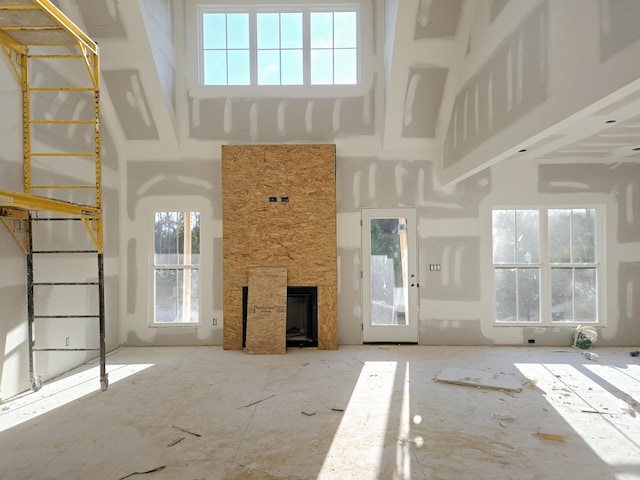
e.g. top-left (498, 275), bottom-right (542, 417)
top-left (0, 0), bottom-right (107, 391)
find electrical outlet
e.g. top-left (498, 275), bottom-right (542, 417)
top-left (212, 318), bottom-right (218, 326)
top-left (65, 337), bottom-right (70, 347)
top-left (528, 339), bottom-right (535, 344)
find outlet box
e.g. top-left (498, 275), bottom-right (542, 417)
top-left (65, 337), bottom-right (70, 346)
top-left (528, 339), bottom-right (535, 344)
top-left (212, 318), bottom-right (218, 326)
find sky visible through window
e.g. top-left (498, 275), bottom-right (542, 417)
top-left (202, 10), bottom-right (357, 86)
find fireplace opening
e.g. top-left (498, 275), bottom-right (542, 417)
top-left (242, 286), bottom-right (318, 348)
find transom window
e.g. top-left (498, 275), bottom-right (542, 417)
top-left (200, 5), bottom-right (359, 86)
top-left (153, 211), bottom-right (200, 324)
top-left (492, 208), bottom-right (603, 325)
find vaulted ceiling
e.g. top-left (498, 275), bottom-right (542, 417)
top-left (49, 0), bottom-right (640, 185)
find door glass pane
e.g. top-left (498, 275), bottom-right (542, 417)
top-left (369, 218), bottom-right (409, 326)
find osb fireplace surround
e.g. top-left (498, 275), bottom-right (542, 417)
top-left (221, 144), bottom-right (338, 350)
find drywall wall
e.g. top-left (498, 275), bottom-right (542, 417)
top-left (442, 0), bottom-right (640, 184)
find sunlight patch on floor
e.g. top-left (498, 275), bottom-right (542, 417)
top-left (0, 363), bottom-right (153, 433)
top-left (515, 361), bottom-right (640, 472)
top-left (318, 361), bottom-right (398, 479)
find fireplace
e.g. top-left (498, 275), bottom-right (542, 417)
top-left (243, 286), bottom-right (318, 348)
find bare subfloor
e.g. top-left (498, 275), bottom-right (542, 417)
top-left (1, 346), bottom-right (639, 479)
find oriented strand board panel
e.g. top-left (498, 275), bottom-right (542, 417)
top-left (245, 267), bottom-right (287, 355)
top-left (317, 286), bottom-right (338, 350)
top-left (222, 144), bottom-right (337, 350)
top-left (223, 199), bottom-right (336, 286)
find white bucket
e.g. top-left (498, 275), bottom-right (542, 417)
top-left (572, 325), bottom-right (598, 349)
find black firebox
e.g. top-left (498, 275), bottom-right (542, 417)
top-left (242, 286), bottom-right (318, 348)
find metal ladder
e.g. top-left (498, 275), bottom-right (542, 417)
top-left (27, 215), bottom-right (107, 391)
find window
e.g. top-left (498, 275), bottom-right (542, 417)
top-left (199, 5), bottom-right (358, 86)
top-left (492, 208), bottom-right (602, 324)
top-left (153, 211), bottom-right (200, 324)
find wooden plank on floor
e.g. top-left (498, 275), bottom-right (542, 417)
top-left (434, 367), bottom-right (524, 392)
top-left (245, 266), bottom-right (287, 355)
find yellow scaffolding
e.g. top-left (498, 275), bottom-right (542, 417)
top-left (0, 0), bottom-right (107, 391)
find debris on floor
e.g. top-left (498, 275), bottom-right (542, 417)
top-left (630, 351), bottom-right (639, 357)
top-left (582, 351), bottom-right (598, 361)
top-left (237, 394), bottom-right (277, 409)
top-left (434, 367), bottom-right (524, 392)
top-left (301, 410), bottom-right (316, 416)
top-left (535, 431), bottom-right (565, 442)
top-left (331, 407), bottom-right (344, 412)
top-left (167, 437), bottom-right (184, 447)
top-left (172, 425), bottom-right (201, 437)
top-left (118, 465), bottom-right (166, 479)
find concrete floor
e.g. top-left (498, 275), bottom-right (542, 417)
top-left (0, 345), bottom-right (639, 479)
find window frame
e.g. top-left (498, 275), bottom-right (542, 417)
top-left (491, 206), bottom-right (605, 327)
top-left (151, 210), bottom-right (202, 327)
top-left (185, 0), bottom-right (373, 99)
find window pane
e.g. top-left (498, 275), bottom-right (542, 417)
top-left (492, 210), bottom-right (515, 264)
top-left (334, 49), bottom-right (357, 84)
top-left (258, 50), bottom-right (280, 85)
top-left (154, 269), bottom-right (199, 323)
top-left (311, 12), bottom-right (333, 48)
top-left (515, 210), bottom-right (539, 263)
top-left (334, 12), bottom-right (357, 48)
top-left (154, 212), bottom-right (200, 265)
top-left (257, 13), bottom-right (279, 49)
top-left (203, 14), bottom-right (226, 49)
top-left (204, 51), bottom-right (227, 85)
top-left (575, 268), bottom-right (597, 322)
top-left (281, 13), bottom-right (302, 48)
top-left (281, 49), bottom-right (303, 85)
top-left (155, 269), bottom-right (179, 323)
top-left (154, 211), bottom-right (184, 265)
top-left (188, 268), bottom-right (200, 323)
top-left (551, 268), bottom-right (572, 322)
top-left (572, 209), bottom-right (596, 263)
top-left (228, 50), bottom-right (250, 85)
top-left (549, 209), bottom-right (571, 263)
top-left (189, 211), bottom-right (200, 264)
top-left (495, 268), bottom-right (516, 322)
top-left (227, 13), bottom-right (249, 48)
top-left (311, 49), bottom-right (333, 84)
top-left (517, 268), bottom-right (540, 322)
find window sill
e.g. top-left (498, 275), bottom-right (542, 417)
top-left (150, 323), bottom-right (202, 328)
top-left (493, 323), bottom-right (603, 328)
top-left (188, 82), bottom-right (370, 100)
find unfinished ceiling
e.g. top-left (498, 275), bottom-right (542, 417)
top-left (46, 0), bottom-right (640, 183)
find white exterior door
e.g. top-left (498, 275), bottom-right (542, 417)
top-left (362, 208), bottom-right (419, 343)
